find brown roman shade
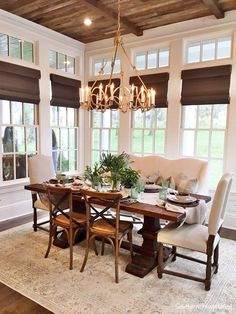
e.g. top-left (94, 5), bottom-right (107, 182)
top-left (129, 73), bottom-right (169, 108)
top-left (0, 61), bottom-right (41, 104)
top-left (181, 65), bottom-right (232, 105)
top-left (50, 74), bottom-right (81, 108)
top-left (88, 78), bottom-right (120, 109)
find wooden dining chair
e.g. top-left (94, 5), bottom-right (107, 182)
top-left (28, 154), bottom-right (56, 232)
top-left (157, 173), bottom-right (232, 290)
top-left (45, 185), bottom-right (86, 270)
top-left (80, 189), bottom-right (133, 283)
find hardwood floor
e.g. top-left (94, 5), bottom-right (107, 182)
top-left (0, 282), bottom-right (53, 314)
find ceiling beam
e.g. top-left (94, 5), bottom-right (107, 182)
top-left (81, 0), bottom-right (143, 37)
top-left (201, 0), bottom-right (224, 19)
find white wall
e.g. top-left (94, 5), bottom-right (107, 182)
top-left (0, 9), bottom-right (236, 229)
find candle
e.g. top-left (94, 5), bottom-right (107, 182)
top-left (151, 88), bottom-right (156, 106)
top-left (130, 84), bottom-right (134, 102)
top-left (141, 86), bottom-right (145, 103)
top-left (110, 83), bottom-right (114, 100)
top-left (99, 83), bottom-right (103, 101)
top-left (85, 86), bottom-right (89, 102)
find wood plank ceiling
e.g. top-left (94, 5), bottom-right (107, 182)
top-left (0, 0), bottom-right (236, 43)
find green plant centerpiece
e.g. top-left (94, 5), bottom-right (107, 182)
top-left (100, 152), bottom-right (130, 191)
top-left (120, 167), bottom-right (140, 189)
top-left (84, 162), bottom-right (103, 189)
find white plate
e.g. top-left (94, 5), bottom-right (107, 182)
top-left (167, 194), bottom-right (197, 204)
top-left (145, 184), bottom-right (160, 190)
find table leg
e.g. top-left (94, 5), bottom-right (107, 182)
top-left (125, 216), bottom-right (161, 278)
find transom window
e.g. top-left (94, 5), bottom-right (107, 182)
top-left (0, 32), bottom-right (34, 63)
top-left (131, 108), bottom-right (167, 156)
top-left (49, 50), bottom-right (75, 74)
top-left (186, 36), bottom-right (232, 64)
top-left (92, 57), bottom-right (121, 76)
top-left (91, 110), bottom-right (119, 165)
top-left (50, 106), bottom-right (78, 172)
top-left (135, 48), bottom-right (169, 70)
top-left (0, 100), bottom-right (38, 182)
top-left (181, 104), bottom-right (228, 188)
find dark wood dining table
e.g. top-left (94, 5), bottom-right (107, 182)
top-left (24, 183), bottom-right (211, 278)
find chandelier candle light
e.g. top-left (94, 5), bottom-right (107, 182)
top-left (80, 0), bottom-right (156, 113)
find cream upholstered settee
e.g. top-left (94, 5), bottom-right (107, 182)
top-left (128, 155), bottom-right (209, 195)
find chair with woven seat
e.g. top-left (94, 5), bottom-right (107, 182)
top-left (80, 189), bottom-right (133, 283)
top-left (28, 154), bottom-right (56, 232)
top-left (45, 185), bottom-right (86, 270)
top-left (157, 173), bottom-right (232, 291)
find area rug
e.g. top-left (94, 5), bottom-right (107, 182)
top-left (0, 223), bottom-right (236, 314)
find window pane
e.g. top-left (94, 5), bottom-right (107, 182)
top-left (145, 110), bottom-right (155, 128)
top-left (182, 106), bottom-right (197, 128)
top-left (9, 36), bottom-right (21, 59)
top-left (0, 33), bottom-right (8, 55)
top-left (135, 53), bottom-right (146, 70)
top-left (111, 110), bottom-right (119, 128)
top-left (58, 53), bottom-right (66, 71)
top-left (202, 40), bottom-right (215, 61)
top-left (110, 129), bottom-right (118, 151)
top-left (69, 128), bottom-right (77, 149)
top-left (60, 128), bottom-right (68, 149)
top-left (132, 110), bottom-right (144, 128)
top-left (211, 131), bottom-right (224, 158)
top-left (104, 59), bottom-right (112, 75)
top-left (147, 51), bottom-right (157, 69)
top-left (182, 130), bottom-right (194, 156)
top-left (69, 150), bottom-right (77, 171)
top-left (67, 108), bottom-right (75, 127)
top-left (92, 150), bottom-right (100, 165)
top-left (143, 130), bottom-right (153, 153)
top-left (26, 127), bottom-right (37, 152)
top-left (132, 130), bottom-right (142, 153)
top-left (24, 103), bottom-right (34, 125)
top-left (209, 159), bottom-right (223, 188)
top-left (60, 151), bottom-right (69, 171)
top-left (49, 50), bottom-right (57, 68)
top-left (187, 42), bottom-right (200, 63)
top-left (12, 102), bottom-right (23, 125)
top-left (92, 111), bottom-right (102, 127)
top-left (196, 130), bottom-right (209, 157)
top-left (94, 59), bottom-right (103, 76)
top-left (157, 108), bottom-right (167, 128)
top-left (16, 154), bottom-right (26, 179)
top-left (212, 104), bottom-right (227, 129)
top-left (2, 155), bottom-right (14, 181)
top-left (159, 48), bottom-right (169, 67)
top-left (217, 37), bottom-right (231, 59)
top-left (103, 110), bottom-right (111, 128)
top-left (59, 107), bottom-right (67, 126)
top-left (50, 106), bottom-right (58, 126)
top-left (67, 56), bottom-right (75, 74)
top-left (155, 130), bottom-right (165, 154)
top-left (101, 129), bottom-right (109, 150)
top-left (198, 105), bottom-right (211, 129)
top-left (15, 126), bottom-right (25, 153)
top-left (23, 41), bottom-right (33, 62)
top-left (114, 58), bottom-right (120, 73)
top-left (2, 126), bottom-right (13, 152)
top-left (92, 129), bottom-right (100, 149)
top-left (1, 100), bottom-right (10, 124)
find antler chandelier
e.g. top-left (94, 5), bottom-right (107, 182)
top-left (80, 0), bottom-right (156, 113)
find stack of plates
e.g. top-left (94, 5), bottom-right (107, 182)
top-left (167, 194), bottom-right (197, 204)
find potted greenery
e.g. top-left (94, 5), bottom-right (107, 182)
top-left (120, 167), bottom-right (140, 189)
top-left (84, 162), bottom-right (103, 189)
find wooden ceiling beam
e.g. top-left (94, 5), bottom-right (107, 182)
top-left (201, 0), bottom-right (224, 19)
top-left (81, 0), bottom-right (143, 37)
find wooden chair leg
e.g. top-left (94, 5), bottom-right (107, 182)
top-left (33, 207), bottom-right (38, 232)
top-left (205, 254), bottom-right (212, 291)
top-left (172, 246), bottom-right (177, 262)
top-left (213, 244), bottom-right (219, 274)
top-left (115, 238), bottom-right (119, 283)
top-left (69, 228), bottom-right (73, 270)
top-left (157, 243), bottom-right (164, 279)
top-left (127, 231), bottom-right (133, 257)
top-left (101, 238), bottom-right (105, 256)
top-left (45, 224), bottom-right (56, 258)
top-left (80, 235), bottom-right (93, 272)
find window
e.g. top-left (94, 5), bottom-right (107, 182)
top-left (50, 106), bottom-right (78, 172)
top-left (49, 50), bottom-right (75, 74)
top-left (93, 57), bottom-right (120, 76)
top-left (181, 104), bottom-right (227, 188)
top-left (91, 110), bottom-right (119, 165)
top-left (135, 48), bottom-right (169, 70)
top-left (131, 108), bottom-right (167, 156)
top-left (186, 36), bottom-right (232, 64)
top-left (0, 32), bottom-right (34, 62)
top-left (0, 100), bottom-right (38, 182)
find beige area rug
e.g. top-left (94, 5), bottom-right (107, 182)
top-left (0, 223), bottom-right (236, 314)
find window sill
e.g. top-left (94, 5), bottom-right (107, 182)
top-left (0, 178), bottom-right (30, 194)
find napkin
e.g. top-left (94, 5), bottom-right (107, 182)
top-left (165, 202), bottom-right (185, 214)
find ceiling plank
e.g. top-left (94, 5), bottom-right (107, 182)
top-left (201, 0), bottom-right (224, 18)
top-left (80, 0), bottom-right (143, 37)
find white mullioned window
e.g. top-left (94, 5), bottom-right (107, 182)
top-left (135, 48), bottom-right (169, 70)
top-left (181, 104), bottom-right (228, 188)
top-left (50, 106), bottom-right (78, 172)
top-left (131, 108), bottom-right (167, 156)
top-left (0, 100), bottom-right (38, 182)
top-left (92, 57), bottom-right (121, 76)
top-left (49, 50), bottom-right (76, 74)
top-left (90, 110), bottom-right (120, 165)
top-left (186, 36), bottom-right (232, 64)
